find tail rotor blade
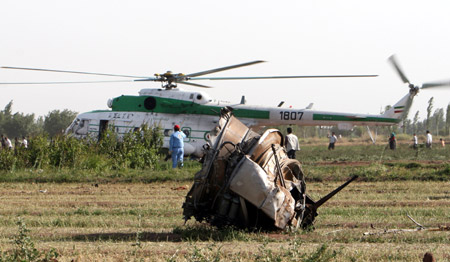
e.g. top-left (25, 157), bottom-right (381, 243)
top-left (421, 80), bottom-right (450, 89)
top-left (388, 55), bottom-right (410, 84)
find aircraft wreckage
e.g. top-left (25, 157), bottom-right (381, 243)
top-left (183, 107), bottom-right (358, 230)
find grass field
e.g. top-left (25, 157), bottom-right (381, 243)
top-left (0, 144), bottom-right (449, 261)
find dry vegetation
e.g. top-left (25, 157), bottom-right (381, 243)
top-left (0, 179), bottom-right (449, 261)
top-left (0, 141), bottom-right (448, 261)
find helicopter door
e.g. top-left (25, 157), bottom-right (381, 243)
top-left (99, 120), bottom-right (109, 140)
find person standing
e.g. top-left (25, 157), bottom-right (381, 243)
top-left (285, 127), bottom-right (300, 159)
top-left (22, 136), bottom-right (28, 149)
top-left (388, 132), bottom-right (396, 150)
top-left (169, 125), bottom-right (186, 168)
top-left (440, 138), bottom-right (445, 147)
top-left (412, 133), bottom-right (418, 149)
top-left (328, 132), bottom-right (338, 150)
top-left (426, 130), bottom-right (432, 148)
top-left (5, 136), bottom-right (13, 150)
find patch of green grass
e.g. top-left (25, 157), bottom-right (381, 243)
top-left (173, 225), bottom-right (259, 242)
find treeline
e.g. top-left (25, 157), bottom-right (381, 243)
top-left (402, 98), bottom-right (450, 136)
top-left (0, 101), bottom-right (77, 139)
top-left (0, 126), bottom-right (163, 172)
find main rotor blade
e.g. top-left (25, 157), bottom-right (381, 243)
top-left (388, 55), bottom-right (410, 84)
top-left (421, 80), bottom-right (450, 89)
top-left (178, 81), bottom-right (212, 88)
top-left (1, 66), bottom-right (151, 79)
top-left (0, 80), bottom-right (135, 85)
top-left (189, 75), bottom-right (378, 80)
top-left (186, 60), bottom-right (265, 78)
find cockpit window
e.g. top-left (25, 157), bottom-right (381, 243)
top-left (164, 129), bottom-right (172, 137)
top-left (74, 119), bottom-right (88, 135)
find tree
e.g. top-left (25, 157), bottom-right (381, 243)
top-left (3, 101), bottom-right (13, 117)
top-left (433, 108), bottom-right (444, 136)
top-left (43, 109), bottom-right (78, 137)
top-left (413, 111), bottom-right (420, 134)
top-left (426, 97), bottom-right (434, 130)
top-left (446, 103), bottom-right (450, 136)
top-left (0, 101), bottom-right (39, 138)
top-left (3, 112), bottom-right (37, 138)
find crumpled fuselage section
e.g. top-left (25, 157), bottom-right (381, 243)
top-left (182, 107), bottom-right (313, 230)
top-left (182, 107), bottom-right (357, 230)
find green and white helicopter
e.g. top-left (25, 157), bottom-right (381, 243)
top-left (2, 56), bottom-right (448, 157)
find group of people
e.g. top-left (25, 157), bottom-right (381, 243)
top-left (0, 135), bottom-right (27, 150)
top-left (170, 123), bottom-right (446, 167)
top-left (285, 128), bottom-right (338, 160)
top-left (390, 130), bottom-right (444, 150)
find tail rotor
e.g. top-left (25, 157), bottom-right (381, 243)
top-left (388, 54), bottom-right (450, 95)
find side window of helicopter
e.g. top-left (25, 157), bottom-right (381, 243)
top-left (182, 127), bottom-right (191, 138)
top-left (196, 94), bottom-right (202, 100)
top-left (163, 129), bottom-right (172, 137)
top-left (189, 94), bottom-right (194, 99)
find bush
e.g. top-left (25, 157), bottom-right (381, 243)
top-left (0, 125), bottom-right (163, 172)
top-left (0, 218), bottom-right (59, 262)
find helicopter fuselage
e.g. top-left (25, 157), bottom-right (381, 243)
top-left (66, 88), bottom-right (403, 157)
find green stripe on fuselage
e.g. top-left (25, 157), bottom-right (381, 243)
top-left (111, 96), bottom-right (270, 119)
top-left (313, 114), bottom-right (400, 123)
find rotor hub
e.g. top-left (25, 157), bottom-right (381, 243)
top-left (409, 85), bottom-right (419, 96)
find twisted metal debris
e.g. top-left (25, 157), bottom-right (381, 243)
top-left (183, 107), bottom-right (357, 230)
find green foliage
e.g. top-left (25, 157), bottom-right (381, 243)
top-left (43, 109), bottom-right (78, 137)
top-left (0, 101), bottom-right (41, 138)
top-left (426, 97), bottom-right (434, 130)
top-left (48, 135), bottom-right (87, 168)
top-left (173, 225), bottom-right (253, 242)
top-left (167, 234), bottom-right (339, 262)
top-left (303, 244), bottom-right (338, 262)
top-left (0, 218), bottom-right (59, 262)
top-left (0, 125), bottom-right (163, 173)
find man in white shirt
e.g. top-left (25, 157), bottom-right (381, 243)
top-left (426, 130), bottom-right (432, 148)
top-left (285, 127), bottom-right (300, 159)
top-left (22, 136), bottom-right (28, 149)
top-left (5, 136), bottom-right (13, 150)
top-left (328, 132), bottom-right (338, 150)
top-left (412, 133), bottom-right (418, 149)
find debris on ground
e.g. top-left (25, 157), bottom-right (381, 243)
top-left (183, 107), bottom-right (357, 230)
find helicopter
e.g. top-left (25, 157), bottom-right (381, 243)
top-left (2, 56), bottom-right (448, 157)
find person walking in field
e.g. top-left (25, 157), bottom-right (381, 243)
top-left (22, 136), bottom-right (28, 149)
top-left (388, 132), bottom-right (396, 150)
top-left (426, 130), bottom-right (432, 148)
top-left (169, 124), bottom-right (186, 168)
top-left (328, 132), bottom-right (337, 150)
top-left (285, 127), bottom-right (300, 159)
top-left (412, 133), bottom-right (418, 149)
top-left (5, 136), bottom-right (13, 150)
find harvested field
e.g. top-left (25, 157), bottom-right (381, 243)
top-left (0, 180), bottom-right (449, 261)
